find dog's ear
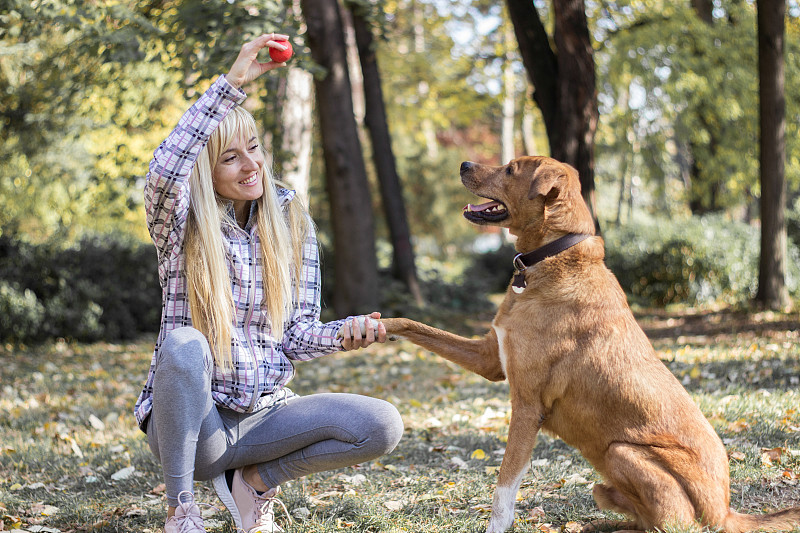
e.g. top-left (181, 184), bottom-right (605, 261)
top-left (527, 164), bottom-right (564, 201)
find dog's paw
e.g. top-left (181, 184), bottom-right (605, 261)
top-left (486, 511), bottom-right (515, 533)
top-left (486, 517), bottom-right (513, 533)
top-left (336, 317), bottom-right (381, 340)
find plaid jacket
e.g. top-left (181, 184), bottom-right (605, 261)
top-left (134, 75), bottom-right (350, 430)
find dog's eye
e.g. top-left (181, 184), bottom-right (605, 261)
top-left (505, 166), bottom-right (513, 175)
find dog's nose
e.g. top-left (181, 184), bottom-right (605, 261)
top-left (460, 161), bottom-right (474, 174)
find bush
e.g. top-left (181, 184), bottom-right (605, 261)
top-left (0, 234), bottom-right (161, 343)
top-left (0, 281), bottom-right (45, 343)
top-left (787, 197), bottom-right (800, 248)
top-left (604, 214), bottom-right (800, 306)
top-left (462, 243), bottom-right (518, 295)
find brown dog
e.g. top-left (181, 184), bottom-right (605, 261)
top-left (382, 156), bottom-right (800, 533)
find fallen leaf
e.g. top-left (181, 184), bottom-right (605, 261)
top-left (563, 473), bottom-right (590, 486)
top-left (151, 483), bottom-right (166, 495)
top-left (762, 447), bottom-right (783, 463)
top-left (384, 500), bottom-right (404, 511)
top-left (292, 507), bottom-right (311, 520)
top-left (344, 474), bottom-right (366, 486)
top-left (471, 503), bottom-right (493, 513)
top-left (30, 504), bottom-right (59, 517)
top-left (336, 518), bottom-right (354, 528)
top-left (450, 457), bottom-right (468, 469)
top-left (111, 466), bottom-right (135, 481)
top-left (470, 449), bottom-right (486, 460)
top-left (537, 524), bottom-right (560, 533)
top-left (729, 451), bottom-right (746, 461)
top-left (87, 414), bottom-right (105, 431)
top-left (727, 419), bottom-right (750, 433)
top-left (761, 448), bottom-right (784, 467)
top-left (528, 506), bottom-right (546, 522)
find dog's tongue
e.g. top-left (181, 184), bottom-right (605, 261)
top-left (464, 200), bottom-right (502, 212)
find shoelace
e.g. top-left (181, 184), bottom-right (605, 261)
top-left (237, 495), bottom-right (292, 533)
top-left (175, 514), bottom-right (204, 533)
top-left (174, 491), bottom-right (222, 532)
top-left (259, 496), bottom-right (292, 526)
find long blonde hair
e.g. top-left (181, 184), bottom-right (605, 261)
top-left (184, 105), bottom-right (310, 369)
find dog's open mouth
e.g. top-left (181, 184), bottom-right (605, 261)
top-left (463, 199), bottom-right (509, 223)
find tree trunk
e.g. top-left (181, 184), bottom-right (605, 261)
top-left (350, 3), bottom-right (424, 305)
top-left (691, 0), bottom-right (714, 24)
top-left (300, 0), bottom-right (379, 316)
top-left (501, 20), bottom-right (516, 165)
top-left (755, 0), bottom-right (789, 309)
top-left (505, 0), bottom-right (600, 233)
top-left (505, 0), bottom-right (558, 141)
top-left (279, 67), bottom-right (314, 201)
top-left (552, 0), bottom-right (599, 232)
top-left (521, 95), bottom-right (538, 156)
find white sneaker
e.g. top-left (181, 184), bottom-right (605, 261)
top-left (213, 468), bottom-right (291, 532)
top-left (165, 491), bottom-right (206, 533)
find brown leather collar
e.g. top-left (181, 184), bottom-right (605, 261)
top-left (511, 233), bottom-right (592, 293)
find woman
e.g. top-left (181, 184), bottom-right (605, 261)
top-left (133, 34), bottom-right (404, 533)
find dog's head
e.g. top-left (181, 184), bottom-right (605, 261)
top-left (461, 156), bottom-right (595, 245)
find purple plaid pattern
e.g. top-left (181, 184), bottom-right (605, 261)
top-left (134, 76), bottom-right (349, 429)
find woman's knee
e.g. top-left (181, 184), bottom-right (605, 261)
top-left (364, 399), bottom-right (404, 454)
top-left (157, 327), bottom-right (213, 373)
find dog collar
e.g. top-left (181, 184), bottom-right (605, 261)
top-left (511, 233), bottom-right (592, 293)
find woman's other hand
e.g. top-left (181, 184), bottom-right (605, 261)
top-left (226, 33), bottom-right (290, 89)
top-left (339, 312), bottom-right (387, 351)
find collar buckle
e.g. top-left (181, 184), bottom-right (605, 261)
top-left (512, 253), bottom-right (527, 274)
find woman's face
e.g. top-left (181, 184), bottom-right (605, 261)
top-left (212, 135), bottom-right (265, 205)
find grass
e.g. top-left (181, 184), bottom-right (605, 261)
top-left (1, 307), bottom-right (800, 532)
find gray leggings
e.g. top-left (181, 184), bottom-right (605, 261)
top-left (146, 327), bottom-right (404, 507)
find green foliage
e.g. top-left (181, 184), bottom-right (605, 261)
top-left (0, 0), bottom-right (180, 242)
top-left (0, 235), bottom-right (160, 343)
top-left (605, 215), bottom-right (800, 306)
top-left (0, 282), bottom-right (46, 344)
top-left (374, 0), bottom-right (504, 246)
top-left (787, 197), bottom-right (800, 248)
top-left (394, 146), bottom-right (477, 247)
top-left (595, 1), bottom-right (800, 214)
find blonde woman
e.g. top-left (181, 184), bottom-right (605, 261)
top-left (134, 34), bottom-right (404, 533)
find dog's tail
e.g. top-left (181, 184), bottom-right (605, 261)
top-left (721, 507), bottom-right (800, 533)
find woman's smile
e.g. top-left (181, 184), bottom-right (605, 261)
top-left (240, 173), bottom-right (259, 186)
top-left (213, 135), bottom-right (265, 225)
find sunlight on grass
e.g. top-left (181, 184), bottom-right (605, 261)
top-left (1, 309), bottom-right (799, 532)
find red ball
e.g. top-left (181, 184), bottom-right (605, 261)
top-left (269, 40), bottom-right (293, 63)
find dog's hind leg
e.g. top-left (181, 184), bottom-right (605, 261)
top-left (588, 485), bottom-right (644, 532)
top-left (593, 483), bottom-right (638, 518)
top-left (601, 443), bottom-right (696, 532)
top-left (486, 404), bottom-right (542, 533)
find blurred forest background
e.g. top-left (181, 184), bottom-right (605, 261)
top-left (1, 0), bottom-right (799, 343)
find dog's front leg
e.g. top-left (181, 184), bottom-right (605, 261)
top-left (382, 317), bottom-right (504, 381)
top-left (487, 403), bottom-right (543, 533)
